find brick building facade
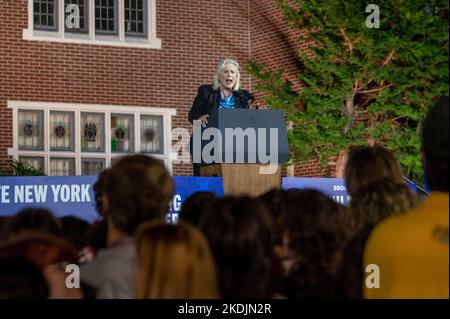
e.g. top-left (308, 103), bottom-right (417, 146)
top-left (0, 0), bottom-right (328, 177)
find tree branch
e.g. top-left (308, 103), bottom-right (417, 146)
top-left (381, 49), bottom-right (396, 67)
top-left (338, 25), bottom-right (352, 53)
top-left (357, 83), bottom-right (394, 94)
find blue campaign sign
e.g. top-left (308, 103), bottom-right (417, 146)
top-left (0, 175), bottom-right (99, 222)
top-left (167, 176), bottom-right (224, 223)
top-left (282, 177), bottom-right (350, 205)
top-left (0, 176), bottom-right (224, 223)
top-left (282, 177), bottom-right (422, 206)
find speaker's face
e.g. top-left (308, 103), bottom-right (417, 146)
top-left (219, 63), bottom-right (238, 91)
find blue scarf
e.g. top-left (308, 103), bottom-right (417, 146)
top-left (219, 93), bottom-right (236, 109)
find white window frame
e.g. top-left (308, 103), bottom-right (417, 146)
top-left (8, 101), bottom-right (176, 175)
top-left (23, 0), bottom-right (161, 49)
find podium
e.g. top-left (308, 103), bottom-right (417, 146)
top-left (193, 108), bottom-right (289, 196)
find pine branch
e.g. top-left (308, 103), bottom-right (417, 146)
top-left (357, 83), bottom-right (394, 94)
top-left (338, 25), bottom-right (352, 54)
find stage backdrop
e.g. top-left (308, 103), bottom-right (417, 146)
top-left (0, 176), bottom-right (418, 222)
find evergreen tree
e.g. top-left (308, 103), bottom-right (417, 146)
top-left (248, 0), bottom-right (448, 186)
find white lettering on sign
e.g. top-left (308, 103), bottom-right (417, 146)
top-left (52, 184), bottom-right (91, 203)
top-left (14, 185), bottom-right (49, 203)
top-left (0, 186), bottom-right (10, 203)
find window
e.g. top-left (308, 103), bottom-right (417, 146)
top-left (19, 156), bottom-right (45, 172)
top-left (95, 0), bottom-right (117, 34)
top-left (81, 112), bottom-right (105, 152)
top-left (33, 0), bottom-right (58, 31)
top-left (50, 111), bottom-right (75, 151)
top-left (9, 101), bottom-right (176, 176)
top-left (125, 0), bottom-right (146, 36)
top-left (18, 110), bottom-right (44, 151)
top-left (81, 158), bottom-right (105, 175)
top-left (64, 0), bottom-right (88, 33)
top-left (111, 114), bottom-right (134, 153)
top-left (140, 114), bottom-right (162, 153)
top-left (50, 157), bottom-right (76, 176)
top-left (24, 0), bottom-right (161, 49)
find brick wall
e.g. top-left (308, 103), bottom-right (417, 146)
top-left (0, 0), bottom-right (328, 178)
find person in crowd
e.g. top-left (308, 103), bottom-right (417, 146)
top-left (81, 155), bottom-right (174, 298)
top-left (1, 208), bottom-right (62, 241)
top-left (364, 96), bottom-right (449, 298)
top-left (0, 216), bottom-right (10, 239)
top-left (333, 146), bottom-right (417, 298)
top-left (199, 196), bottom-right (277, 298)
top-left (93, 168), bottom-right (109, 217)
top-left (59, 216), bottom-right (89, 252)
top-left (0, 255), bottom-right (49, 299)
top-left (178, 191), bottom-right (217, 226)
top-left (134, 221), bottom-right (219, 298)
top-left (257, 189), bottom-right (289, 297)
top-left (257, 189), bottom-right (288, 259)
top-left (282, 189), bottom-right (351, 298)
top-left (344, 145), bottom-right (417, 234)
top-left (78, 219), bottom-right (108, 264)
top-left (334, 223), bottom-right (377, 298)
top-left (0, 231), bottom-right (82, 299)
top-left (77, 169), bottom-right (109, 263)
top-left (188, 58), bottom-right (255, 176)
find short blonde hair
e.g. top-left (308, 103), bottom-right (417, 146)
top-left (212, 58), bottom-right (240, 91)
top-left (135, 221), bottom-right (220, 299)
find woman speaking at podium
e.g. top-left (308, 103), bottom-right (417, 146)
top-left (189, 58), bottom-right (255, 175)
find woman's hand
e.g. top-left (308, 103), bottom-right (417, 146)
top-left (251, 103), bottom-right (267, 110)
top-left (199, 114), bottom-right (209, 128)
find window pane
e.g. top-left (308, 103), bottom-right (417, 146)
top-left (125, 0), bottom-right (146, 36)
top-left (140, 115), bottom-right (163, 153)
top-left (81, 158), bottom-right (105, 175)
top-left (50, 111), bottom-right (75, 151)
top-left (111, 114), bottom-right (134, 153)
top-left (50, 158), bottom-right (75, 176)
top-left (18, 156), bottom-right (45, 174)
top-left (95, 0), bottom-right (116, 34)
top-left (81, 113), bottom-right (105, 152)
top-left (18, 109), bottom-right (44, 150)
top-left (33, 0), bottom-right (57, 30)
top-left (64, 0), bottom-right (87, 33)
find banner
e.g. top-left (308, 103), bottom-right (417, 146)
top-left (282, 177), bottom-right (421, 206)
top-left (166, 176), bottom-right (224, 223)
top-left (282, 177), bottom-right (350, 205)
top-left (0, 176), bottom-right (224, 223)
top-left (1, 176), bottom-right (420, 222)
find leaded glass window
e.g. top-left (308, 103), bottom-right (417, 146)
top-left (50, 157), bottom-right (75, 176)
top-left (18, 156), bottom-right (45, 173)
top-left (81, 112), bottom-right (105, 152)
top-left (111, 114), bottom-right (134, 153)
top-left (140, 114), bottom-right (163, 153)
top-left (18, 110), bottom-right (44, 151)
top-left (50, 111), bottom-right (75, 151)
top-left (81, 158), bottom-right (105, 175)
